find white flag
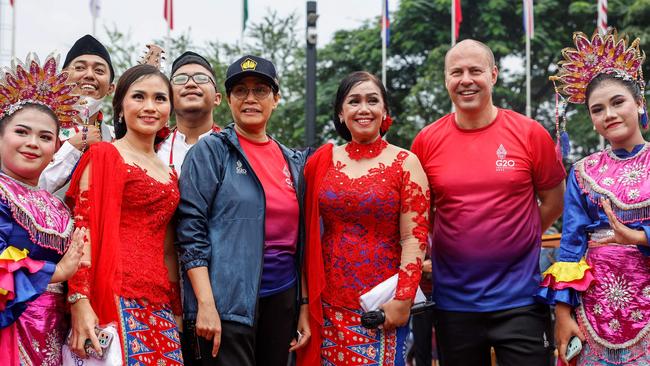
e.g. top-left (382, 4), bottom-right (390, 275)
top-left (90, 0), bottom-right (101, 18)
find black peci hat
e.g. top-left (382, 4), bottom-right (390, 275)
top-left (63, 34), bottom-right (115, 82)
top-left (224, 55), bottom-right (279, 94)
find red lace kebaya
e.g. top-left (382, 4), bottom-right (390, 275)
top-left (318, 151), bottom-right (430, 307)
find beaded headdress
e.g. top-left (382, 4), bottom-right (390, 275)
top-left (550, 29), bottom-right (647, 157)
top-left (0, 53), bottom-right (79, 128)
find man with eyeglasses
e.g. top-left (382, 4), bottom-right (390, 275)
top-left (156, 51), bottom-right (222, 175)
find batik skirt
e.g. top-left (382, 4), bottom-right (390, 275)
top-left (116, 296), bottom-right (183, 366)
top-left (321, 302), bottom-right (408, 366)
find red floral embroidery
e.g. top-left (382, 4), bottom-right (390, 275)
top-left (345, 138), bottom-right (388, 161)
top-left (69, 190), bottom-right (91, 296)
top-left (318, 151), bottom-right (430, 307)
top-left (395, 258), bottom-right (423, 300)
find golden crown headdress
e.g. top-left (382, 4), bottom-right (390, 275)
top-left (0, 53), bottom-right (79, 128)
top-left (551, 30), bottom-right (645, 104)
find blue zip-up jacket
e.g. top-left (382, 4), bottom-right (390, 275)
top-left (176, 124), bottom-right (307, 326)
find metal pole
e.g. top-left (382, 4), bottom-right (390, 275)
top-left (11, 0), bottom-right (15, 59)
top-left (381, 0), bottom-right (386, 87)
top-left (451, 0), bottom-right (456, 46)
top-left (525, 31), bottom-right (531, 117)
top-left (305, 1), bottom-right (318, 147)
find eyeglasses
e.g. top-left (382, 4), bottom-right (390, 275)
top-left (171, 73), bottom-right (215, 85)
top-left (231, 85), bottom-right (273, 100)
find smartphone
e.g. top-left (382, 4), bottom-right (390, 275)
top-left (566, 336), bottom-right (582, 362)
top-left (84, 326), bottom-right (114, 360)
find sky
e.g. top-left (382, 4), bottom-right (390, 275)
top-left (1, 0), bottom-right (399, 66)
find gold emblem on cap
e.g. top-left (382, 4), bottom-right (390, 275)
top-left (241, 58), bottom-right (257, 71)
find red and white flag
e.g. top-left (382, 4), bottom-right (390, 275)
top-left (597, 0), bottom-right (607, 34)
top-left (164, 0), bottom-right (173, 30)
top-left (453, 0), bottom-right (462, 39)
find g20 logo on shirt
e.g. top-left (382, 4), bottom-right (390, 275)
top-left (496, 144), bottom-right (516, 172)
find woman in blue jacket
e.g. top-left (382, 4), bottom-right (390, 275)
top-left (176, 55), bottom-right (310, 366)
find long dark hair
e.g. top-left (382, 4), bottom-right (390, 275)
top-left (112, 64), bottom-right (173, 140)
top-left (333, 71), bottom-right (389, 141)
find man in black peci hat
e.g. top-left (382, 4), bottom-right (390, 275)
top-left (156, 51), bottom-right (222, 176)
top-left (39, 34), bottom-right (115, 192)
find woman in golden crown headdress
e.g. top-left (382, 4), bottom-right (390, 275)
top-left (538, 30), bottom-right (650, 365)
top-left (0, 54), bottom-right (87, 365)
top-left (66, 63), bottom-right (184, 365)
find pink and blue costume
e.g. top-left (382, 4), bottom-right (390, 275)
top-left (538, 143), bottom-right (650, 365)
top-left (0, 173), bottom-right (73, 365)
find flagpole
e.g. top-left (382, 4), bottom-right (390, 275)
top-left (451, 0), bottom-right (456, 46)
top-left (450, 0), bottom-right (456, 113)
top-left (598, 0), bottom-right (607, 150)
top-left (381, 0), bottom-right (387, 87)
top-left (11, 0), bottom-right (15, 59)
top-left (525, 27), bottom-right (531, 117)
top-left (166, 0), bottom-right (171, 60)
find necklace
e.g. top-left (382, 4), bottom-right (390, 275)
top-left (345, 137), bottom-right (388, 161)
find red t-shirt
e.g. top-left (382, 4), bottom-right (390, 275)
top-left (411, 108), bottom-right (566, 311)
top-left (238, 133), bottom-right (299, 297)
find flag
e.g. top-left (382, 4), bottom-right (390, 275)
top-left (453, 0), bottom-right (462, 39)
top-left (90, 0), bottom-right (101, 18)
top-left (242, 0), bottom-right (249, 32)
top-left (597, 0), bottom-right (607, 34)
top-left (523, 0), bottom-right (534, 39)
top-left (382, 0), bottom-right (390, 47)
top-left (164, 0), bottom-right (173, 30)
top-left (9, 0), bottom-right (13, 6)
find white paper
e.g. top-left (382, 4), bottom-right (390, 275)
top-left (359, 273), bottom-right (427, 312)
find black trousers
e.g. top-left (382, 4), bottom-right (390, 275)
top-left (181, 286), bottom-right (296, 366)
top-left (434, 303), bottom-right (554, 366)
top-left (411, 306), bottom-right (435, 366)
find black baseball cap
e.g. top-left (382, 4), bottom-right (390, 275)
top-left (63, 34), bottom-right (115, 82)
top-left (171, 51), bottom-right (216, 79)
top-left (224, 55), bottom-right (279, 94)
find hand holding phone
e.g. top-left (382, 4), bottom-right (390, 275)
top-left (85, 326), bottom-right (114, 360)
top-left (566, 336), bottom-right (582, 362)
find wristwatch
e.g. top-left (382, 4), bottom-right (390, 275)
top-left (67, 293), bottom-right (89, 304)
top-left (299, 297), bottom-right (309, 305)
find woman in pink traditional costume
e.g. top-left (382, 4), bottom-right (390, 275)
top-left (298, 71), bottom-right (430, 366)
top-left (538, 30), bottom-right (650, 365)
top-left (66, 63), bottom-right (184, 365)
top-left (0, 54), bottom-right (86, 365)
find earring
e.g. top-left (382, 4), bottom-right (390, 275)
top-left (639, 107), bottom-right (645, 115)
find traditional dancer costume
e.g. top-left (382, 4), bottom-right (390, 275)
top-left (538, 30), bottom-right (650, 365)
top-left (0, 54), bottom-right (79, 365)
top-left (300, 120), bottom-right (431, 366)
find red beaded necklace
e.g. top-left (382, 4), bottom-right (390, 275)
top-left (345, 137), bottom-right (388, 161)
